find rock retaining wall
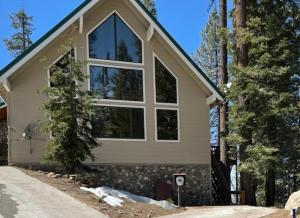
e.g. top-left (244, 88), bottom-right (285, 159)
top-left (16, 163), bottom-right (211, 206)
top-left (88, 164), bottom-right (211, 206)
top-left (0, 120), bottom-right (7, 161)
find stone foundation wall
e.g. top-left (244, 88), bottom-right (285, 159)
top-left (16, 163), bottom-right (211, 206)
top-left (88, 164), bottom-right (211, 206)
top-left (0, 120), bottom-right (7, 161)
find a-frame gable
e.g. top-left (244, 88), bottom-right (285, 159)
top-left (0, 0), bottom-right (224, 102)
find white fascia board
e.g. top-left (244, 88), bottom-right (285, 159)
top-left (146, 24), bottom-right (154, 41)
top-left (3, 79), bottom-right (11, 92)
top-left (129, 0), bottom-right (223, 101)
top-left (79, 16), bottom-right (84, 34)
top-left (206, 94), bottom-right (217, 105)
top-left (0, 0), bottom-right (99, 84)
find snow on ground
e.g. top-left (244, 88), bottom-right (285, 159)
top-left (81, 186), bottom-right (177, 210)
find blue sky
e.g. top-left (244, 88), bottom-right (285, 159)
top-left (0, 0), bottom-right (230, 69)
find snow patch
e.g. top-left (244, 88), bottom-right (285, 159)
top-left (81, 186), bottom-right (176, 209)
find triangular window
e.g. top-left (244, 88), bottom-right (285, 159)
top-left (88, 13), bottom-right (142, 63)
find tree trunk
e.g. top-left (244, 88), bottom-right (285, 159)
top-left (21, 15), bottom-right (26, 52)
top-left (219, 0), bottom-right (228, 165)
top-left (218, 0), bottom-right (231, 204)
top-left (234, 0), bottom-right (248, 67)
top-left (234, 0), bottom-right (257, 206)
top-left (240, 172), bottom-right (257, 205)
top-left (265, 168), bottom-right (275, 206)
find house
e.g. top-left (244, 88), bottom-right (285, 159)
top-left (0, 0), bottom-right (224, 205)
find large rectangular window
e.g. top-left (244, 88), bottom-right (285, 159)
top-left (90, 65), bottom-right (144, 102)
top-left (156, 109), bottom-right (179, 141)
top-left (92, 106), bottom-right (145, 140)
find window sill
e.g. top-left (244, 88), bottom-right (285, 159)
top-left (96, 138), bottom-right (147, 142)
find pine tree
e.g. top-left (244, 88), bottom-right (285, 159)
top-left (231, 0), bottom-right (259, 206)
top-left (193, 9), bottom-right (219, 147)
top-left (4, 9), bottom-right (33, 57)
top-left (40, 45), bottom-right (99, 173)
top-left (229, 0), bottom-right (300, 206)
top-left (140, 0), bottom-right (157, 17)
top-left (218, 0), bottom-right (231, 204)
top-left (194, 3), bottom-right (232, 204)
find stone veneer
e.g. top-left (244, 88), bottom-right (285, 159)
top-left (0, 121), bottom-right (7, 161)
top-left (88, 164), bottom-right (211, 206)
top-left (16, 163), bottom-right (211, 206)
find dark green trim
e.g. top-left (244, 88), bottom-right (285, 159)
top-left (0, 0), bottom-right (224, 99)
top-left (0, 0), bottom-right (93, 77)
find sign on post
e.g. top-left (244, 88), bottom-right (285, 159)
top-left (173, 173), bottom-right (186, 207)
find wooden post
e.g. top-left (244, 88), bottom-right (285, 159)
top-left (177, 186), bottom-right (181, 207)
top-left (240, 191), bottom-right (245, 205)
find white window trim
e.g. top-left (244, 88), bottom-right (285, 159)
top-left (86, 10), bottom-right (145, 67)
top-left (153, 53), bottom-right (179, 106)
top-left (87, 63), bottom-right (146, 105)
top-left (86, 11), bottom-right (147, 142)
top-left (47, 47), bottom-right (78, 87)
top-left (92, 103), bottom-right (147, 142)
top-left (155, 107), bottom-right (180, 143)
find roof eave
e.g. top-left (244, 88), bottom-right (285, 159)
top-left (0, 0), bottom-right (98, 82)
top-left (131, 0), bottom-right (224, 101)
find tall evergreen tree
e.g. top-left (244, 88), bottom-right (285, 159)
top-left (4, 8), bottom-right (33, 57)
top-left (194, 7), bottom-right (231, 204)
top-left (40, 45), bottom-right (99, 173)
top-left (194, 9), bottom-right (219, 84)
top-left (231, 0), bottom-right (258, 206)
top-left (229, 0), bottom-right (300, 206)
top-left (140, 0), bottom-right (157, 17)
top-left (193, 9), bottom-right (219, 147)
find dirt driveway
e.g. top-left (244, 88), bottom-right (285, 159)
top-left (158, 206), bottom-right (279, 218)
top-left (0, 166), bottom-right (107, 218)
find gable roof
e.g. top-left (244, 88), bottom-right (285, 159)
top-left (0, 0), bottom-right (224, 101)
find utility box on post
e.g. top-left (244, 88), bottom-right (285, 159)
top-left (173, 173), bottom-right (186, 206)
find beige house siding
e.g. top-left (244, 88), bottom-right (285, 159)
top-left (7, 0), bottom-right (211, 165)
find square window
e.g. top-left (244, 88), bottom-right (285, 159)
top-left (156, 109), bottom-right (179, 141)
